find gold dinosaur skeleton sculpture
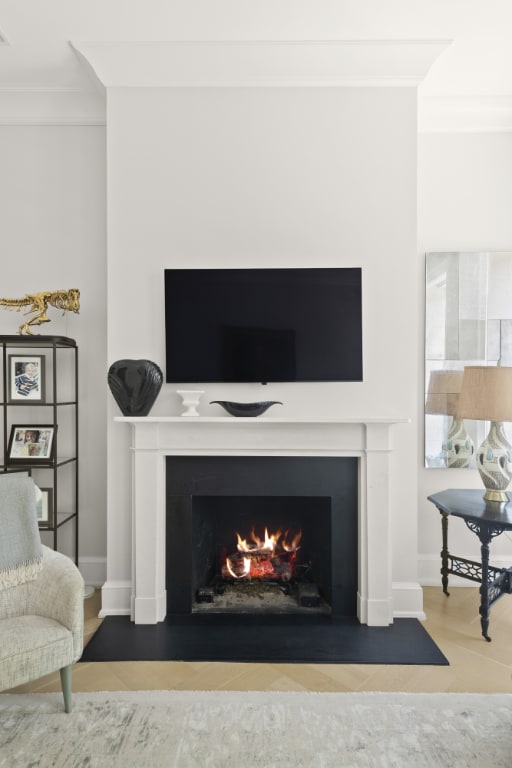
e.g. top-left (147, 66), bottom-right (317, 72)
top-left (0, 289), bottom-right (80, 335)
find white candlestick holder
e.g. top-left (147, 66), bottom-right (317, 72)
top-left (176, 390), bottom-right (205, 417)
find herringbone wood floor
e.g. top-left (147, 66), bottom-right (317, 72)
top-left (8, 586), bottom-right (512, 694)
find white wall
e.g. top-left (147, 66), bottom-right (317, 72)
top-left (0, 125), bottom-right (107, 581)
top-left (3, 113), bottom-right (510, 605)
top-left (104, 85), bottom-right (422, 613)
top-left (418, 131), bottom-right (512, 582)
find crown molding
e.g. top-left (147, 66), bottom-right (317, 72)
top-left (0, 116), bottom-right (106, 126)
top-left (0, 86), bottom-right (82, 93)
top-left (419, 95), bottom-right (512, 133)
top-left (3, 41), bottom-right (505, 131)
top-left (0, 87), bottom-right (106, 126)
top-left (72, 39), bottom-right (450, 89)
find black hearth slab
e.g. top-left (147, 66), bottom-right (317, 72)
top-left (80, 616), bottom-right (449, 665)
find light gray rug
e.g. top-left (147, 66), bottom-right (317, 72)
top-left (1, 690), bottom-right (511, 768)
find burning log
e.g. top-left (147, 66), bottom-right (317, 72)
top-left (222, 553), bottom-right (251, 579)
top-left (270, 556), bottom-right (293, 582)
top-left (222, 551), bottom-right (295, 582)
top-left (222, 526), bottom-right (302, 583)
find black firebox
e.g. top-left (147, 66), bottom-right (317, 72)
top-left (166, 456), bottom-right (358, 619)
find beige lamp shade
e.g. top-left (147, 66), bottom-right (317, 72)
top-left (457, 366), bottom-right (512, 422)
top-left (425, 370), bottom-right (464, 416)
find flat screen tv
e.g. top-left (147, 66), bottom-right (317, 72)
top-left (164, 267), bottom-right (362, 384)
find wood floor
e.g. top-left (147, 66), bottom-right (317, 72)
top-left (8, 586), bottom-right (512, 695)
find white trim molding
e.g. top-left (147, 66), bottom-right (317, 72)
top-left (72, 39), bottom-right (450, 89)
top-left (0, 87), bottom-right (106, 126)
top-left (99, 579), bottom-right (133, 618)
top-left (392, 581), bottom-right (427, 620)
top-left (105, 415), bottom-right (422, 625)
top-left (419, 95), bottom-right (512, 134)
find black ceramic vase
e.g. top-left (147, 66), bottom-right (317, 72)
top-left (108, 359), bottom-right (163, 416)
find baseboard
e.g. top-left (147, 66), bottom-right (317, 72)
top-left (357, 594), bottom-right (393, 625)
top-left (392, 581), bottom-right (426, 620)
top-left (95, 578), bottom-right (427, 622)
top-left (78, 556), bottom-right (106, 587)
top-left (77, 556), bottom-right (503, 617)
top-left (99, 579), bottom-right (132, 618)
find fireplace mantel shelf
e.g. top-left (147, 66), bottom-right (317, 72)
top-left (115, 415), bottom-right (410, 455)
top-left (115, 416), bottom-right (410, 424)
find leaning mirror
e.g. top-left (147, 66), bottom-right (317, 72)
top-left (425, 252), bottom-right (512, 468)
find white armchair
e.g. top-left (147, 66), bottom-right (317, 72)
top-left (0, 477), bottom-right (84, 713)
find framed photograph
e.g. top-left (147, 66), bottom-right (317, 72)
top-left (36, 488), bottom-right (54, 529)
top-left (7, 425), bottom-right (56, 465)
top-left (8, 355), bottom-right (45, 402)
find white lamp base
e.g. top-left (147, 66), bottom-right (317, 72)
top-left (477, 421), bottom-right (512, 502)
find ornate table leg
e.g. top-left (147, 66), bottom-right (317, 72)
top-left (440, 511), bottom-right (450, 596)
top-left (478, 529), bottom-right (493, 642)
top-left (465, 520), bottom-right (504, 642)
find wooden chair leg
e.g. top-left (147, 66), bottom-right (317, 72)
top-left (60, 665), bottom-right (73, 713)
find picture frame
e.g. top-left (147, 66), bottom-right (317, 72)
top-left (6, 425), bottom-right (56, 465)
top-left (8, 355), bottom-right (45, 403)
top-left (36, 488), bottom-right (54, 529)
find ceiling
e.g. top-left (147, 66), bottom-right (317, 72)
top-left (1, 1), bottom-right (511, 129)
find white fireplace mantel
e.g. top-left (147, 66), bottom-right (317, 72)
top-left (113, 415), bottom-right (410, 625)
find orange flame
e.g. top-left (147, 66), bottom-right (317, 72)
top-left (282, 529), bottom-right (302, 552)
top-left (236, 527), bottom-right (282, 554)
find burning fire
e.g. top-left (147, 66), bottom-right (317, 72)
top-left (236, 528), bottom-right (302, 555)
top-left (222, 527), bottom-right (302, 582)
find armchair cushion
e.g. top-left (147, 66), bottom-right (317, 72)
top-left (0, 615), bottom-right (75, 691)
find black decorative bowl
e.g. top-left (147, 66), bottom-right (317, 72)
top-left (209, 400), bottom-right (283, 417)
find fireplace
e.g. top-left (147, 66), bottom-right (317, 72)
top-left (166, 456), bottom-right (358, 618)
top-left (104, 415), bottom-right (415, 625)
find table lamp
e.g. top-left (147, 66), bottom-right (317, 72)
top-left (425, 370), bottom-right (474, 467)
top-left (457, 365), bottom-right (512, 501)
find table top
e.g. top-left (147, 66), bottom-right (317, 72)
top-left (427, 489), bottom-right (512, 529)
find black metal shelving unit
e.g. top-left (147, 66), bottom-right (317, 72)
top-left (0, 335), bottom-right (78, 564)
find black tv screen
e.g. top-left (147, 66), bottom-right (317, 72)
top-left (164, 267), bottom-right (362, 383)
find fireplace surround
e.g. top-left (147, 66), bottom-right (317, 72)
top-left (109, 415), bottom-right (411, 625)
top-left (166, 455), bottom-right (358, 618)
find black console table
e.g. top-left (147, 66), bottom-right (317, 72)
top-left (427, 489), bottom-right (512, 642)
